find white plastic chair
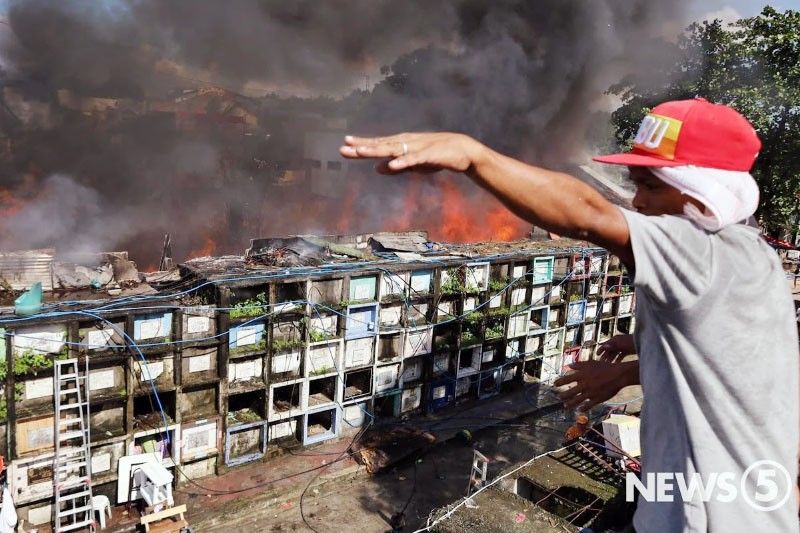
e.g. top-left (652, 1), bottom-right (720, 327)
top-left (92, 494), bottom-right (112, 530)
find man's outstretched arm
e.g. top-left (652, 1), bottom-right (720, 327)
top-left (340, 133), bottom-right (633, 264)
top-left (554, 359), bottom-right (640, 411)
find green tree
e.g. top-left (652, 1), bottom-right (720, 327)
top-left (609, 7), bottom-right (800, 238)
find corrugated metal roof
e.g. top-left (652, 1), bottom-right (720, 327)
top-left (0, 249), bottom-right (54, 291)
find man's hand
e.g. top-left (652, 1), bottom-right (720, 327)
top-left (340, 132), bottom-right (484, 174)
top-left (596, 334), bottom-right (636, 363)
top-left (554, 360), bottom-right (639, 411)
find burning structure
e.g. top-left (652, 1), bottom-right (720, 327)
top-left (0, 231), bottom-right (635, 528)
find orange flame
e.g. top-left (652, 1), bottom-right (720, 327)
top-left (188, 235), bottom-right (217, 258)
top-left (384, 175), bottom-right (528, 243)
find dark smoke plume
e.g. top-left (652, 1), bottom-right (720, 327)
top-left (0, 0), bottom-right (689, 266)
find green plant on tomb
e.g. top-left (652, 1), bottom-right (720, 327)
top-left (440, 268), bottom-right (465, 295)
top-left (309, 366), bottom-right (332, 377)
top-left (569, 294), bottom-right (583, 302)
top-left (488, 277), bottom-right (507, 293)
top-left (309, 329), bottom-right (335, 343)
top-left (620, 286), bottom-right (632, 295)
top-left (229, 339), bottom-right (267, 356)
top-left (230, 292), bottom-right (269, 319)
top-left (271, 338), bottom-right (304, 353)
top-left (460, 331), bottom-right (480, 347)
top-left (485, 306), bottom-right (510, 318)
top-left (13, 349), bottom-right (68, 376)
top-left (485, 323), bottom-right (505, 339)
top-left (463, 311), bottom-right (482, 324)
top-left (336, 299), bottom-right (355, 310)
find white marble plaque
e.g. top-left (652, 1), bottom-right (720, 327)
top-left (353, 282), bottom-right (372, 301)
top-left (236, 326), bottom-right (259, 347)
top-left (25, 378), bottom-right (53, 400)
top-left (139, 361), bottom-right (164, 382)
top-left (188, 354), bottom-right (211, 373)
top-left (89, 369), bottom-right (116, 391)
top-left (15, 329), bottom-right (65, 354)
top-left (138, 318), bottom-right (163, 339)
top-left (187, 316), bottom-right (211, 334)
top-left (91, 453), bottom-right (111, 473)
top-left (87, 328), bottom-right (113, 349)
top-left (27, 426), bottom-right (54, 449)
top-left (233, 360), bottom-right (258, 381)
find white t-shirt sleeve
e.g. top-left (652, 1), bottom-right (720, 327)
top-left (619, 208), bottom-right (713, 308)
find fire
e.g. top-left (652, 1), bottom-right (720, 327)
top-left (188, 235), bottom-right (217, 258)
top-left (0, 187), bottom-right (25, 218)
top-left (384, 175), bottom-right (528, 243)
top-left (335, 183), bottom-right (358, 233)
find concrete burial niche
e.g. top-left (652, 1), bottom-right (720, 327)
top-left (508, 311), bottom-right (529, 338)
top-left (133, 354), bottom-right (175, 392)
top-left (269, 380), bottom-right (304, 420)
top-left (275, 280), bottom-right (306, 313)
top-left (225, 420), bottom-right (267, 466)
top-left (379, 302), bottom-right (403, 330)
top-left (181, 345), bottom-right (219, 386)
top-left (228, 321), bottom-right (266, 357)
top-left (525, 333), bottom-right (545, 359)
top-left (309, 277), bottom-right (344, 307)
top-left (533, 256), bottom-right (555, 284)
top-left (409, 269), bottom-right (433, 295)
top-left (566, 300), bottom-right (587, 325)
top-left (305, 374), bottom-right (339, 409)
top-left (90, 402), bottom-right (126, 442)
top-left (308, 312), bottom-right (339, 343)
top-left (404, 326), bottom-right (432, 358)
top-left (344, 336), bottom-right (375, 369)
top-left (268, 416), bottom-right (301, 448)
top-left (303, 405), bottom-right (340, 445)
top-left (181, 305), bottom-right (217, 342)
top-left (374, 363), bottom-right (400, 394)
top-left (78, 318), bottom-right (125, 354)
top-left (380, 271), bottom-right (408, 301)
top-left (179, 384), bottom-right (218, 420)
top-left (343, 367), bottom-right (373, 401)
top-left (132, 312), bottom-right (173, 343)
top-left (406, 301), bottom-right (430, 327)
top-left (228, 355), bottom-right (265, 394)
top-left (181, 417), bottom-right (219, 463)
top-left (401, 356), bottom-right (424, 384)
top-left (378, 331), bottom-right (403, 363)
top-left (348, 275), bottom-right (378, 303)
top-left (346, 303), bottom-right (379, 340)
top-left (306, 340), bottom-right (340, 377)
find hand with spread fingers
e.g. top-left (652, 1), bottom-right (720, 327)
top-left (339, 132), bottom-right (484, 174)
top-left (596, 334), bottom-right (636, 363)
top-left (553, 359), bottom-right (639, 411)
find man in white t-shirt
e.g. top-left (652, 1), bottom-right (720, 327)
top-left (341, 97), bottom-right (799, 532)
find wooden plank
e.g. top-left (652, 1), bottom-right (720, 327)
top-left (140, 504), bottom-right (187, 525)
top-left (147, 519), bottom-right (189, 533)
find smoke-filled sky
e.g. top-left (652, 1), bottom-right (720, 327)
top-left (0, 0), bottom-right (740, 266)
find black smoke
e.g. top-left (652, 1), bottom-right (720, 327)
top-left (0, 0), bottom-right (689, 265)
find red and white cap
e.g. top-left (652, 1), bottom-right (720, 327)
top-left (593, 98), bottom-right (762, 171)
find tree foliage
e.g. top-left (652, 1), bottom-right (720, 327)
top-left (609, 7), bottom-right (800, 236)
